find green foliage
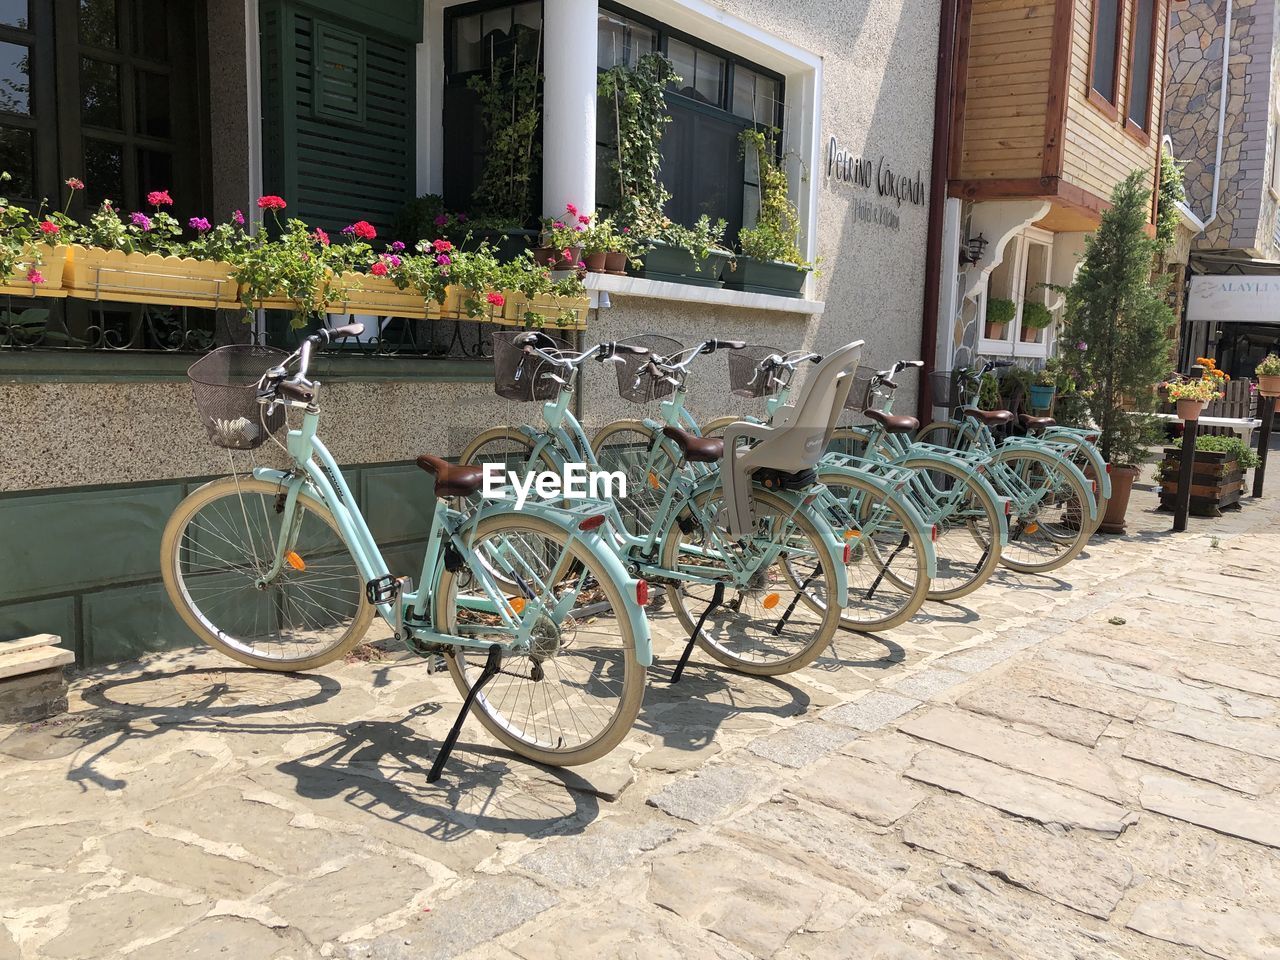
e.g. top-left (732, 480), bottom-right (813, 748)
top-left (737, 128), bottom-right (808, 267)
top-left (977, 371), bottom-right (1003, 410)
top-left (1256, 353), bottom-right (1280, 377)
top-left (1021, 301), bottom-right (1054, 330)
top-left (1155, 152), bottom-right (1186, 252)
top-left (1061, 171), bottom-right (1176, 466)
top-left (232, 216), bottom-right (338, 327)
top-left (986, 297), bottom-right (1016, 326)
top-left (1168, 433), bottom-right (1260, 470)
top-left (598, 54), bottom-right (676, 230)
top-left (467, 50), bottom-right (542, 227)
top-left (651, 215), bottom-right (728, 260)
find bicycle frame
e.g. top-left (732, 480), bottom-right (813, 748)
top-left (251, 404), bottom-right (653, 664)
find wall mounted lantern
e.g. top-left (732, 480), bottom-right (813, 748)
top-left (959, 232), bottom-right (988, 266)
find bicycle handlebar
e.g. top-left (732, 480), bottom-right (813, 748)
top-left (266, 322), bottom-right (366, 405)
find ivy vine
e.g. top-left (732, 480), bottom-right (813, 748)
top-left (738, 127), bottom-right (807, 267)
top-left (1154, 151), bottom-right (1185, 254)
top-left (467, 46), bottom-right (542, 228)
top-left (598, 54), bottom-right (677, 232)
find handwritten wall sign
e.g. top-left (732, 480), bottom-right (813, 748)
top-left (825, 136), bottom-right (925, 233)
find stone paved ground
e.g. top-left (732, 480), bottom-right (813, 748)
top-left (4, 484), bottom-right (1280, 959)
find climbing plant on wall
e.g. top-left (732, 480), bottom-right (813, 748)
top-left (598, 53), bottom-right (676, 231)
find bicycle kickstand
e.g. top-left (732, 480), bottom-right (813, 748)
top-left (428, 644), bottom-right (503, 783)
top-left (670, 582), bottom-right (724, 684)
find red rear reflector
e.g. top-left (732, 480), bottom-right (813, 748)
top-left (579, 514), bottom-right (606, 531)
top-left (931, 524), bottom-right (939, 542)
top-left (842, 543), bottom-right (852, 563)
top-left (636, 579), bottom-right (650, 606)
top-left (1105, 462), bottom-right (1112, 474)
top-left (1004, 499), bottom-right (1012, 516)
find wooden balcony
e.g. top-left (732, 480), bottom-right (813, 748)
top-left (947, 0), bottom-right (1167, 231)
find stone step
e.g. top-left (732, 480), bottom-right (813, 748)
top-left (0, 640), bottom-right (73, 681)
top-left (0, 633), bottom-right (62, 655)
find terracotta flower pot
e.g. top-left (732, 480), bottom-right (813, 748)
top-left (985, 321), bottom-right (1007, 340)
top-left (1257, 375), bottom-right (1280, 397)
top-left (1176, 398), bottom-right (1206, 421)
top-left (1097, 464), bottom-right (1139, 535)
top-left (604, 251), bottom-right (627, 275)
top-left (582, 251), bottom-right (608, 273)
top-left (1020, 325), bottom-right (1040, 343)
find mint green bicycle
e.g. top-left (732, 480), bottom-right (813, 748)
top-left (163, 325), bottom-right (651, 778)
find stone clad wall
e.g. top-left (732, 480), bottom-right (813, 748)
top-left (1165, 0), bottom-right (1277, 255)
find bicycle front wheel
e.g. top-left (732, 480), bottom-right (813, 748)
top-left (992, 449), bottom-right (1093, 573)
top-left (591, 419), bottom-right (678, 535)
top-left (659, 487), bottom-right (841, 676)
top-left (160, 477), bottom-right (374, 671)
top-left (817, 472), bottom-right (931, 632)
top-left (435, 513), bottom-right (645, 766)
top-left (901, 457), bottom-right (1002, 601)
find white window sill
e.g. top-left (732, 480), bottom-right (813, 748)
top-left (582, 272), bottom-right (824, 315)
top-left (978, 337), bottom-right (1049, 359)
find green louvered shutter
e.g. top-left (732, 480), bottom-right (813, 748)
top-left (260, 0), bottom-right (420, 235)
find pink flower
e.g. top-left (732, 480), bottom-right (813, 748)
top-left (434, 213), bottom-right (449, 227)
top-left (560, 248), bottom-right (572, 260)
top-left (370, 260), bottom-right (389, 277)
top-left (147, 189), bottom-right (173, 207)
top-left (621, 226), bottom-right (630, 234)
top-left (575, 224), bottom-right (585, 232)
top-left (232, 209), bottom-right (245, 225)
top-left (388, 255), bottom-right (402, 268)
top-left (565, 202), bottom-right (578, 216)
top-left (187, 216), bottom-right (211, 232)
top-left (38, 220), bottom-right (58, 235)
top-left (432, 239), bottom-right (452, 253)
top-left (576, 261), bottom-right (585, 269)
top-left (578, 214), bottom-right (591, 224)
top-left (486, 292), bottom-right (505, 307)
top-left (26, 268), bottom-right (44, 284)
top-left (390, 240), bottom-right (405, 252)
top-left (257, 195), bottom-right (287, 210)
top-left (313, 228), bottom-right (330, 246)
top-left (457, 212), bottom-right (468, 222)
top-left (554, 221), bottom-right (565, 229)
top-left (64, 177), bottom-right (84, 191)
top-left (1076, 340), bottom-right (1087, 351)
top-left (130, 212), bottom-right (152, 231)
top-left (436, 254), bottom-right (451, 266)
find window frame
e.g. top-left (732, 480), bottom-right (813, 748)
top-left (1270, 110), bottom-right (1280, 201)
top-left (1123, 0), bottom-right (1159, 143)
top-left (1087, 0), bottom-right (1125, 120)
top-left (977, 227), bottom-right (1056, 360)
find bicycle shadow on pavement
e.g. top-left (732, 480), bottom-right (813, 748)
top-left (809, 628), bottom-right (906, 673)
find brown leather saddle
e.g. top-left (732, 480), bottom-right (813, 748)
top-left (663, 425), bottom-right (724, 463)
top-left (865, 408), bottom-right (920, 434)
top-left (417, 454), bottom-right (485, 498)
top-left (962, 407), bottom-right (1015, 427)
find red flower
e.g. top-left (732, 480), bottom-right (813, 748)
top-left (64, 177), bottom-right (84, 191)
top-left (26, 268), bottom-right (44, 285)
top-left (370, 260), bottom-right (389, 277)
top-left (432, 238), bottom-right (453, 253)
top-left (578, 214), bottom-right (591, 224)
top-left (565, 203), bottom-right (578, 216)
top-left (560, 248), bottom-right (572, 260)
top-left (257, 195), bottom-right (287, 210)
top-left (486, 292), bottom-right (505, 307)
top-left (38, 220), bottom-right (58, 235)
top-left (313, 228), bottom-right (330, 246)
top-left (147, 190), bottom-right (173, 207)
top-left (347, 220), bottom-right (377, 241)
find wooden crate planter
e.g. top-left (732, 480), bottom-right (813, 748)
top-left (0, 244), bottom-right (69, 298)
top-left (328, 273), bottom-right (428, 319)
top-left (427, 286), bottom-right (588, 330)
top-left (1157, 448), bottom-right (1245, 517)
top-left (63, 245), bottom-right (238, 308)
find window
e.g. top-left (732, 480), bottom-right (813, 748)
top-left (1089, 0), bottom-right (1123, 112)
top-left (1125, 0), bottom-right (1157, 133)
top-left (443, 0), bottom-right (542, 214)
top-left (979, 229), bottom-right (1055, 358)
top-left (595, 4), bottom-right (783, 244)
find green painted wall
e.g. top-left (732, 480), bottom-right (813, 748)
top-left (0, 461), bottom-right (431, 667)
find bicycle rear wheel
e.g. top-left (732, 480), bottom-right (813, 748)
top-left (435, 513), bottom-right (645, 766)
top-left (591, 420), bottom-right (678, 535)
top-left (901, 457), bottom-right (1002, 600)
top-left (816, 471), bottom-right (930, 631)
top-left (659, 487), bottom-right (841, 675)
top-left (160, 477), bottom-right (374, 671)
top-left (992, 449), bottom-right (1093, 573)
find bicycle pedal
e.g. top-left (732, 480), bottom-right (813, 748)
top-left (365, 575), bottom-right (401, 605)
top-left (425, 654), bottom-right (449, 675)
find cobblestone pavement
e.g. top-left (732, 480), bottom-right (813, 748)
top-left (4, 487), bottom-right (1280, 959)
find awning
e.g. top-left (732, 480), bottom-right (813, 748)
top-left (1187, 275), bottom-right (1280, 324)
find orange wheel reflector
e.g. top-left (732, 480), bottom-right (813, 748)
top-left (843, 529), bottom-right (861, 539)
top-left (510, 597), bottom-right (526, 614)
top-left (1024, 522), bottom-right (1040, 534)
top-left (762, 593), bottom-right (781, 609)
top-left (648, 471), bottom-right (660, 489)
top-left (285, 551), bottom-right (306, 571)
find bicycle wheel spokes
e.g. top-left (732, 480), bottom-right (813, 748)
top-left (593, 425), bottom-right (676, 535)
top-left (163, 478), bottom-right (370, 668)
top-left (908, 462), bottom-right (1000, 599)
top-left (997, 453), bottom-right (1090, 571)
top-left (661, 489), bottom-right (840, 675)
top-left (444, 520), bottom-right (639, 759)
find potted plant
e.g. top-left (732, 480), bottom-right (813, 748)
top-left (1028, 366), bottom-right (1057, 410)
top-left (231, 202), bottom-right (342, 326)
top-left (1157, 434), bottom-right (1257, 517)
top-left (580, 216), bottom-right (632, 274)
top-left (631, 215), bottom-right (732, 286)
top-left (1166, 376), bottom-right (1222, 422)
top-left (535, 204), bottom-right (587, 270)
top-left (1058, 170), bottom-right (1177, 534)
top-left (985, 298), bottom-right (1015, 339)
top-left (725, 128), bottom-right (813, 297)
top-left (599, 54), bottom-right (676, 237)
top-left (1257, 354), bottom-right (1280, 398)
top-left (0, 172), bottom-right (76, 297)
top-left (1020, 300), bottom-right (1053, 342)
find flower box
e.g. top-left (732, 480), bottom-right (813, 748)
top-left (0, 244), bottom-right (68, 298)
top-left (328, 273), bottom-right (428, 319)
top-left (721, 256), bottom-right (808, 297)
top-left (63, 245), bottom-right (238, 308)
top-left (630, 241), bottom-right (730, 287)
top-left (425, 286), bottom-right (588, 329)
top-left (1157, 448), bottom-right (1245, 518)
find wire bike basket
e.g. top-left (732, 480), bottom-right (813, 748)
top-left (728, 345), bottom-right (786, 399)
top-left (491, 330), bottom-right (572, 402)
top-left (843, 365), bottom-right (883, 413)
top-left (614, 335), bottom-right (684, 404)
top-left (929, 369), bottom-right (977, 409)
top-left (187, 344), bottom-right (288, 450)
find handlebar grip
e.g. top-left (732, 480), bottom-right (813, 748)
top-left (905, 360), bottom-right (924, 368)
top-left (882, 378), bottom-right (899, 390)
top-left (329, 322), bottom-right (365, 340)
top-left (279, 380), bottom-right (314, 403)
top-left (991, 360), bottom-right (1015, 368)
